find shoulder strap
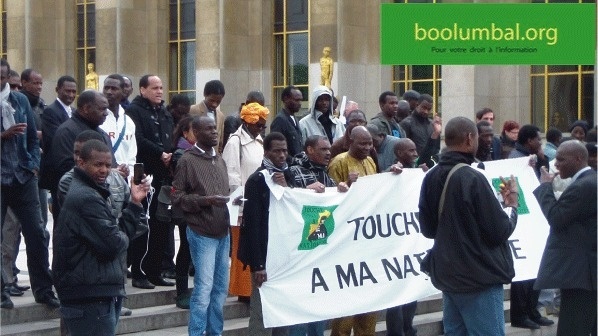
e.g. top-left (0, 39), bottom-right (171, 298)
top-left (438, 163), bottom-right (468, 222)
top-left (112, 116), bottom-right (126, 154)
top-left (228, 133), bottom-right (242, 162)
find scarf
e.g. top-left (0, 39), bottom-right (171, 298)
top-left (292, 152), bottom-right (336, 187)
top-left (262, 157), bottom-right (288, 173)
top-left (1, 83), bottom-right (16, 130)
top-left (21, 89), bottom-right (40, 109)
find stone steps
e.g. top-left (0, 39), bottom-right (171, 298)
top-left (2, 283), bottom-right (558, 336)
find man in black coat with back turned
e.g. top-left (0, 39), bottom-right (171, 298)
top-left (125, 74), bottom-right (174, 289)
top-left (533, 140), bottom-right (597, 335)
top-left (419, 117), bottom-right (519, 335)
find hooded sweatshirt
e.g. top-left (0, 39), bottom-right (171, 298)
top-left (298, 85), bottom-right (345, 145)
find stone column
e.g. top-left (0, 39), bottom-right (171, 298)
top-left (6, 0), bottom-right (75, 103)
top-left (441, 65), bottom-right (530, 128)
top-left (96, 0), bottom-right (168, 94)
top-left (195, 0), bottom-right (273, 116)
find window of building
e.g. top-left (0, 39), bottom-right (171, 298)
top-left (531, 66), bottom-right (595, 133)
top-left (169, 0), bottom-right (196, 104)
top-left (273, 0), bottom-right (309, 116)
top-left (530, 0), bottom-right (595, 132)
top-left (1, 0), bottom-right (7, 60)
top-left (391, 0), bottom-right (441, 114)
top-left (76, 0), bottom-right (96, 92)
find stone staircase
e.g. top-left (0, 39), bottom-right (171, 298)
top-left (1, 284), bottom-right (558, 336)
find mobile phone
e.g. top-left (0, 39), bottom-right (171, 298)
top-left (133, 163), bottom-right (144, 185)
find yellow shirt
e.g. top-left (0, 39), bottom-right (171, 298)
top-left (328, 152), bottom-right (377, 183)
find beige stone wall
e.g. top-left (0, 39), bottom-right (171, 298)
top-left (441, 65), bottom-right (531, 131)
top-left (195, 0), bottom-right (273, 117)
top-left (94, 0), bottom-right (168, 96)
top-left (308, 0), bottom-right (391, 119)
top-left (5, 0), bottom-right (76, 103)
top-left (1, 0), bottom-right (590, 127)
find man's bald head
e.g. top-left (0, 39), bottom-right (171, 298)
top-left (349, 126), bottom-right (373, 160)
top-left (555, 140), bottom-right (589, 179)
top-left (394, 138), bottom-right (418, 167)
top-left (444, 117), bottom-right (478, 153)
top-left (344, 101), bottom-right (359, 117)
top-left (397, 100), bottom-right (411, 120)
top-left (350, 126), bottom-right (370, 141)
top-left (395, 138), bottom-right (416, 152)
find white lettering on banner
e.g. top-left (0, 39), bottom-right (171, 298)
top-left (260, 157), bottom-right (549, 328)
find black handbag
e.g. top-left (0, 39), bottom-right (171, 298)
top-left (155, 185), bottom-right (184, 223)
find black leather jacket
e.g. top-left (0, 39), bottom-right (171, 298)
top-left (53, 167), bottom-right (145, 302)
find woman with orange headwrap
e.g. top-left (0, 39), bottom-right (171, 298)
top-left (222, 102), bottom-right (269, 301)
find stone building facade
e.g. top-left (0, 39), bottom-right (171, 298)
top-left (1, 0), bottom-right (595, 132)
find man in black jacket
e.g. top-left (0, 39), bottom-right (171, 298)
top-left (239, 132), bottom-right (295, 336)
top-left (44, 90), bottom-right (111, 220)
top-left (125, 74), bottom-right (174, 289)
top-left (399, 94), bottom-right (441, 168)
top-left (53, 139), bottom-right (148, 335)
top-left (419, 117), bottom-right (519, 335)
top-left (270, 85), bottom-right (303, 158)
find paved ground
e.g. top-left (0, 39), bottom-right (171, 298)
top-left (9, 207), bottom-right (560, 335)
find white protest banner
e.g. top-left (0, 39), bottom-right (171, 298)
top-left (259, 157), bottom-right (548, 327)
top-left (260, 169), bottom-right (438, 328)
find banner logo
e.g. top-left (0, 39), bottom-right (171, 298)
top-left (298, 205), bottom-right (338, 250)
top-left (491, 176), bottom-right (530, 215)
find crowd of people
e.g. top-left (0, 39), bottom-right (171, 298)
top-left (1, 57), bottom-right (596, 336)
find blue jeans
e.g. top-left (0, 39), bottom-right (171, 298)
top-left (59, 297), bottom-right (122, 336)
top-left (187, 227), bottom-right (230, 336)
top-left (443, 285), bottom-right (505, 336)
top-left (288, 321), bottom-right (326, 336)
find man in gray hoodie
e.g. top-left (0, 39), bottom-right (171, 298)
top-left (299, 85), bottom-right (344, 146)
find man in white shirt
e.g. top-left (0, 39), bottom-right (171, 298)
top-left (100, 74), bottom-right (137, 175)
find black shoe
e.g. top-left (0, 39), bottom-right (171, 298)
top-left (161, 269), bottom-right (176, 279)
top-left (35, 291), bottom-right (60, 309)
top-left (532, 316), bottom-right (554, 326)
top-left (1, 292), bottom-right (13, 309)
top-left (148, 276), bottom-right (175, 287)
top-left (132, 278), bottom-right (155, 289)
top-left (13, 283), bottom-right (30, 291)
top-left (7, 284), bottom-right (24, 297)
top-left (511, 318), bottom-right (541, 330)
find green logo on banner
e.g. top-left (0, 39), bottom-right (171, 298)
top-left (381, 3), bottom-right (596, 65)
top-left (491, 177), bottom-right (529, 215)
top-left (298, 205), bottom-right (338, 250)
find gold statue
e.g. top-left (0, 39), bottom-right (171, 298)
top-left (320, 47), bottom-right (333, 88)
top-left (85, 62), bottom-right (99, 90)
